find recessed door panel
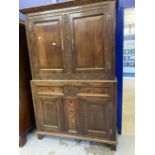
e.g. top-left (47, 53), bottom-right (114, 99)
top-left (79, 97), bottom-right (112, 138)
top-left (89, 104), bottom-right (107, 131)
top-left (74, 15), bottom-right (104, 69)
top-left (30, 16), bottom-right (65, 76)
top-left (70, 7), bottom-right (111, 74)
top-left (35, 21), bottom-right (62, 69)
top-left (36, 97), bottom-right (63, 132)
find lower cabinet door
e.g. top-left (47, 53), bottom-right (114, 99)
top-left (79, 97), bottom-right (112, 138)
top-left (36, 96), bottom-right (64, 132)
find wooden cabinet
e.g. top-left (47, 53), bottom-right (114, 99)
top-left (21, 0), bottom-right (117, 150)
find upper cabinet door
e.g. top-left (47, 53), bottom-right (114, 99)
top-left (69, 5), bottom-right (114, 78)
top-left (25, 2), bottom-right (115, 79)
top-left (27, 15), bottom-right (65, 78)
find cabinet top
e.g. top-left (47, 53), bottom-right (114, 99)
top-left (20, 0), bottom-right (115, 14)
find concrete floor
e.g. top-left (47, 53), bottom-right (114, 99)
top-left (122, 79), bottom-right (135, 135)
top-left (19, 132), bottom-right (134, 155)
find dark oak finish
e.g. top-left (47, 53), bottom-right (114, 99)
top-left (70, 7), bottom-right (110, 74)
top-left (19, 21), bottom-right (35, 147)
top-left (32, 15), bottom-right (65, 75)
top-left (80, 97), bottom-right (111, 138)
top-left (36, 96), bottom-right (64, 132)
top-left (64, 97), bottom-right (81, 134)
top-left (22, 0), bottom-right (115, 80)
top-left (31, 80), bottom-right (117, 143)
top-left (21, 0), bottom-right (117, 150)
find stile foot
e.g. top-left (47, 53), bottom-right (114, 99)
top-left (37, 134), bottom-right (44, 139)
top-left (19, 135), bottom-right (27, 147)
top-left (110, 145), bottom-right (117, 151)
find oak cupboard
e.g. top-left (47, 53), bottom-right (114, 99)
top-left (21, 0), bottom-right (117, 150)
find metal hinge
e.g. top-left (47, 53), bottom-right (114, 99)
top-left (107, 61), bottom-right (111, 70)
top-left (109, 129), bottom-right (113, 136)
top-left (107, 14), bottom-right (111, 21)
top-left (28, 24), bottom-right (32, 30)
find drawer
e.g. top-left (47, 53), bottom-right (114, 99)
top-left (31, 80), bottom-right (116, 98)
top-left (35, 86), bottom-right (64, 96)
top-left (77, 86), bottom-right (111, 98)
top-left (31, 81), bottom-right (64, 96)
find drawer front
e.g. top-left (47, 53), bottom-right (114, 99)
top-left (32, 80), bottom-right (114, 104)
top-left (35, 86), bottom-right (64, 96)
top-left (77, 86), bottom-right (112, 102)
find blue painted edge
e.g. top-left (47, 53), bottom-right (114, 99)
top-left (19, 12), bottom-right (25, 21)
top-left (19, 0), bottom-right (58, 20)
top-left (123, 0), bottom-right (135, 8)
top-left (116, 0), bottom-right (124, 134)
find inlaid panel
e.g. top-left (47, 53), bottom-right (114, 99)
top-left (66, 99), bottom-right (76, 130)
top-left (64, 98), bottom-right (79, 133)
